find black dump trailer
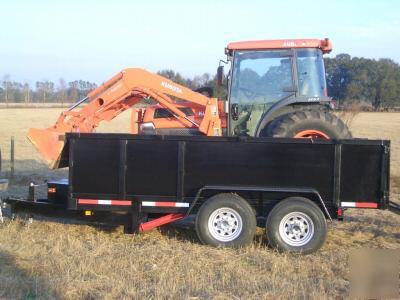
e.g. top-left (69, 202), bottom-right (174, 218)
top-left (3, 133), bottom-right (393, 253)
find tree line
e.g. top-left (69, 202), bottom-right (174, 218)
top-left (325, 54), bottom-right (400, 109)
top-left (1, 53), bottom-right (400, 109)
top-left (0, 77), bottom-right (97, 104)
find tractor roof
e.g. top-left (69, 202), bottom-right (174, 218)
top-left (227, 38), bottom-right (332, 54)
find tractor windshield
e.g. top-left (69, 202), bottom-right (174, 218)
top-left (230, 50), bottom-right (293, 105)
top-left (296, 49), bottom-right (327, 97)
top-left (229, 50), bottom-right (294, 136)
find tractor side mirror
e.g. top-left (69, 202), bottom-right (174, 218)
top-left (217, 66), bottom-right (224, 86)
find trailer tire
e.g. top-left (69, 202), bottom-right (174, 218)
top-left (195, 193), bottom-right (256, 248)
top-left (266, 197), bottom-right (327, 254)
top-left (266, 109), bottom-right (352, 139)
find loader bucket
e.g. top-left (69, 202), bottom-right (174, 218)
top-left (27, 128), bottom-right (67, 169)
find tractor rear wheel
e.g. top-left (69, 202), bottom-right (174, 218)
top-left (266, 110), bottom-right (352, 139)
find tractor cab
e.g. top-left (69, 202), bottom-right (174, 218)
top-left (222, 39), bottom-right (333, 136)
top-left (136, 38), bottom-right (350, 140)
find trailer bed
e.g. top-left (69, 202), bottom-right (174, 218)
top-left (2, 133), bottom-right (391, 253)
top-left (62, 133), bottom-right (389, 215)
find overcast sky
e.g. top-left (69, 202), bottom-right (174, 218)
top-left (1, 0), bottom-right (399, 85)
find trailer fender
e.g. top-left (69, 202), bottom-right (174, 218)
top-left (187, 185), bottom-right (332, 221)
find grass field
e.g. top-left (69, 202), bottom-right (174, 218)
top-left (0, 109), bottom-right (399, 299)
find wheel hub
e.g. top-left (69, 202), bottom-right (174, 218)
top-left (294, 130), bottom-right (330, 139)
top-left (279, 212), bottom-right (314, 246)
top-left (208, 207), bottom-right (243, 242)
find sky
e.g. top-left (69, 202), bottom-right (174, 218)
top-left (1, 0), bottom-right (399, 85)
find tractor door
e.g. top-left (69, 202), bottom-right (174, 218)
top-left (228, 50), bottom-right (295, 136)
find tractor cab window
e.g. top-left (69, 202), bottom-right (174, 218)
top-left (296, 49), bottom-right (327, 97)
top-left (230, 50), bottom-right (293, 136)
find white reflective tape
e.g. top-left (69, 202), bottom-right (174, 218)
top-left (341, 202), bottom-right (356, 207)
top-left (98, 200), bottom-right (112, 205)
top-left (141, 201), bottom-right (189, 207)
top-left (175, 202), bottom-right (190, 207)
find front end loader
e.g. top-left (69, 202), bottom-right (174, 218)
top-left (28, 68), bottom-right (222, 168)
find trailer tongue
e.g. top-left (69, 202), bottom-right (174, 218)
top-left (3, 133), bottom-right (392, 254)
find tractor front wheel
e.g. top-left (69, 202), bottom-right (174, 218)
top-left (267, 110), bottom-right (352, 139)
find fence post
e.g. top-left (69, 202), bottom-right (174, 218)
top-left (10, 136), bottom-right (14, 178)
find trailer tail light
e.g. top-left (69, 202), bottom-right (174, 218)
top-left (337, 207), bottom-right (343, 217)
top-left (48, 187), bottom-right (56, 193)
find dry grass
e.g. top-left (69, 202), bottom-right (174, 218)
top-left (336, 103), bottom-right (362, 127)
top-left (0, 109), bottom-right (399, 299)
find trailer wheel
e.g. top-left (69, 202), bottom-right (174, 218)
top-left (266, 197), bottom-right (327, 254)
top-left (266, 110), bottom-right (352, 139)
top-left (195, 193), bottom-right (256, 248)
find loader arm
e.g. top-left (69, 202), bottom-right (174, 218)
top-left (28, 68), bottom-right (222, 169)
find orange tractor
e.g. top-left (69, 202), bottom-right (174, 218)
top-left (28, 38), bottom-right (351, 169)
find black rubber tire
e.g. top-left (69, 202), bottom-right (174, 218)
top-left (195, 193), bottom-right (257, 248)
top-left (266, 109), bottom-right (352, 139)
top-left (266, 197), bottom-right (327, 254)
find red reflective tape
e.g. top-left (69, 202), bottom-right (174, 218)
top-left (78, 199), bottom-right (98, 205)
top-left (154, 202), bottom-right (178, 207)
top-left (111, 200), bottom-right (132, 206)
top-left (355, 202), bottom-right (378, 208)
